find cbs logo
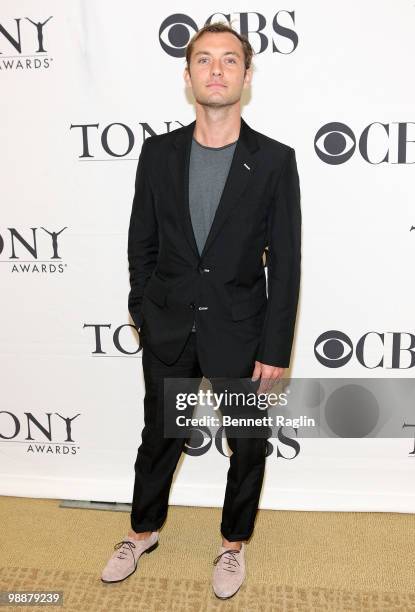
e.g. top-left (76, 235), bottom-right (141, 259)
top-left (315, 330), bottom-right (415, 369)
top-left (315, 121), bottom-right (415, 164)
top-left (159, 12), bottom-right (298, 58)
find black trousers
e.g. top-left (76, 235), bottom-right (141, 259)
top-left (130, 329), bottom-right (268, 542)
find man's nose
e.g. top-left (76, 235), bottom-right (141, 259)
top-left (211, 61), bottom-right (223, 76)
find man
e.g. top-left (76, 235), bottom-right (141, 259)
top-left (101, 22), bottom-right (301, 600)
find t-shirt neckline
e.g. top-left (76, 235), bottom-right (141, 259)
top-left (192, 136), bottom-right (238, 151)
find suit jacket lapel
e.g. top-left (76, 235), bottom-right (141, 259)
top-left (168, 116), bottom-right (260, 261)
top-left (168, 119), bottom-right (198, 258)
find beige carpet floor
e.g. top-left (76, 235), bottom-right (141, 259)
top-left (0, 496), bottom-right (414, 611)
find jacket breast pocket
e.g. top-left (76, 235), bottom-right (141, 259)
top-left (231, 291), bottom-right (267, 321)
top-left (143, 275), bottom-right (170, 308)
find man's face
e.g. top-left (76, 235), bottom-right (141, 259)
top-left (184, 32), bottom-right (252, 108)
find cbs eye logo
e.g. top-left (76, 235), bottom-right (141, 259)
top-left (315, 121), bottom-right (415, 164)
top-left (314, 122), bottom-right (356, 165)
top-left (314, 330), bottom-right (353, 367)
top-left (159, 14), bottom-right (198, 58)
top-left (159, 12), bottom-right (298, 58)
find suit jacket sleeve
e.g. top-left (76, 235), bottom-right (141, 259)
top-left (255, 147), bottom-right (302, 368)
top-left (127, 138), bottom-right (159, 330)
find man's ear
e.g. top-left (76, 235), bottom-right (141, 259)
top-left (243, 66), bottom-right (253, 88)
top-left (184, 66), bottom-right (191, 87)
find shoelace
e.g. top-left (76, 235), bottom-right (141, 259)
top-left (113, 540), bottom-right (136, 560)
top-left (213, 548), bottom-right (241, 572)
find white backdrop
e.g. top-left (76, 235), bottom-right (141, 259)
top-left (1, 1), bottom-right (414, 512)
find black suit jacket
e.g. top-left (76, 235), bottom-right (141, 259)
top-left (127, 117), bottom-right (301, 377)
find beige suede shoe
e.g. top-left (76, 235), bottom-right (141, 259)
top-left (101, 532), bottom-right (159, 583)
top-left (212, 543), bottom-right (246, 599)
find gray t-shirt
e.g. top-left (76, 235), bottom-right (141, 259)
top-left (188, 136), bottom-right (237, 331)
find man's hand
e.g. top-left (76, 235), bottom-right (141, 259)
top-left (251, 361), bottom-right (285, 395)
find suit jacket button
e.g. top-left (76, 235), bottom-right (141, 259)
top-left (198, 265), bottom-right (211, 274)
top-left (189, 302), bottom-right (196, 309)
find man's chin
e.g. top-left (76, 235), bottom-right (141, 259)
top-left (195, 96), bottom-right (237, 109)
top-left (203, 102), bottom-right (229, 109)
